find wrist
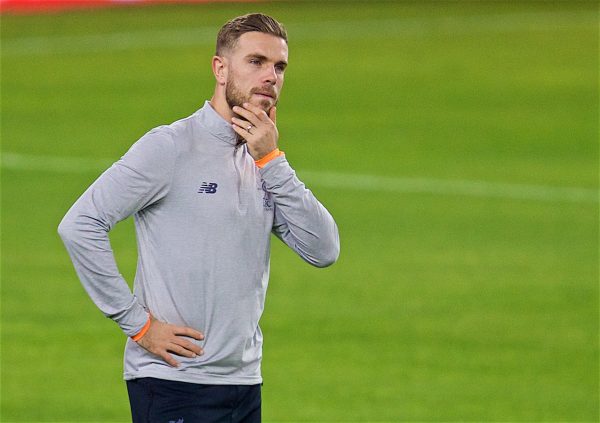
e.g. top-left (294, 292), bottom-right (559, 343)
top-left (255, 148), bottom-right (284, 168)
top-left (131, 315), bottom-right (151, 342)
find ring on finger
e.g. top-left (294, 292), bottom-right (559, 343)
top-left (246, 124), bottom-right (253, 133)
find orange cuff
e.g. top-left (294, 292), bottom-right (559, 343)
top-left (255, 149), bottom-right (284, 168)
top-left (131, 316), bottom-right (151, 342)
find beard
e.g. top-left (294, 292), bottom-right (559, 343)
top-left (225, 73), bottom-right (279, 145)
top-left (225, 74), bottom-right (277, 113)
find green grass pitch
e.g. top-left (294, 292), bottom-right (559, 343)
top-left (1, 1), bottom-right (598, 421)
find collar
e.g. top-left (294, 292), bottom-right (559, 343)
top-left (196, 100), bottom-right (238, 146)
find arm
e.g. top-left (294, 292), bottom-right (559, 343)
top-left (231, 103), bottom-right (340, 267)
top-left (263, 155), bottom-right (340, 267)
top-left (57, 129), bottom-right (203, 366)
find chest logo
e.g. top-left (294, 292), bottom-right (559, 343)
top-left (198, 182), bottom-right (218, 194)
top-left (261, 180), bottom-right (273, 210)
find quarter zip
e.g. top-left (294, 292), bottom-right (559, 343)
top-left (233, 144), bottom-right (249, 215)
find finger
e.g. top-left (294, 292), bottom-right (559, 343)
top-left (232, 124), bottom-right (251, 140)
top-left (232, 105), bottom-right (261, 126)
top-left (269, 106), bottom-right (277, 125)
top-left (231, 117), bottom-right (252, 130)
top-left (161, 351), bottom-right (180, 368)
top-left (242, 102), bottom-right (271, 123)
top-left (168, 343), bottom-right (198, 359)
top-left (173, 326), bottom-right (205, 340)
top-left (173, 338), bottom-right (204, 356)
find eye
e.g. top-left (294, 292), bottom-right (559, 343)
top-left (275, 64), bottom-right (286, 73)
top-left (249, 58), bottom-right (261, 65)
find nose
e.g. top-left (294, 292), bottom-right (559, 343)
top-left (262, 65), bottom-right (277, 85)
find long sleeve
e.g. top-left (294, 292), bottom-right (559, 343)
top-left (261, 155), bottom-right (340, 267)
top-left (57, 129), bottom-right (176, 336)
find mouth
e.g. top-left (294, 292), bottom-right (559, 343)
top-left (253, 94), bottom-right (274, 101)
top-left (252, 90), bottom-right (275, 100)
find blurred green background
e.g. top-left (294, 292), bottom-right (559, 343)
top-left (1, 1), bottom-right (598, 421)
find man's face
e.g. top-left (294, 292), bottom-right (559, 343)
top-left (224, 32), bottom-right (288, 113)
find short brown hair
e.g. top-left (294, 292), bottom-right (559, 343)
top-left (216, 13), bottom-right (287, 55)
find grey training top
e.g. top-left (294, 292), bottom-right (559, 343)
top-left (58, 101), bottom-right (340, 385)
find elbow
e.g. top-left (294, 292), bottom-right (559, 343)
top-left (309, 239), bottom-right (340, 268)
top-left (57, 214), bottom-right (79, 243)
top-left (58, 207), bottom-right (108, 242)
top-left (57, 217), bottom-right (73, 241)
top-left (312, 253), bottom-right (338, 268)
top-left (310, 225), bottom-right (340, 268)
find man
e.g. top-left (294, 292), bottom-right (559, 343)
top-left (58, 13), bottom-right (339, 423)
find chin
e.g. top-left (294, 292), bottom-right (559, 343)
top-left (254, 100), bottom-right (272, 112)
top-left (248, 95), bottom-right (274, 110)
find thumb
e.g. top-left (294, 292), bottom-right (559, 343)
top-left (269, 106), bottom-right (277, 124)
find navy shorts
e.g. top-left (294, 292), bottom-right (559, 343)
top-left (126, 377), bottom-right (261, 423)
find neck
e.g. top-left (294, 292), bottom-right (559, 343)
top-left (209, 92), bottom-right (245, 145)
top-left (209, 89), bottom-right (234, 123)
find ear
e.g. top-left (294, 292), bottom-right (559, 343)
top-left (212, 55), bottom-right (228, 86)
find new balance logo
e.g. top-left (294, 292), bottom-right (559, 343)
top-left (198, 182), bottom-right (218, 194)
